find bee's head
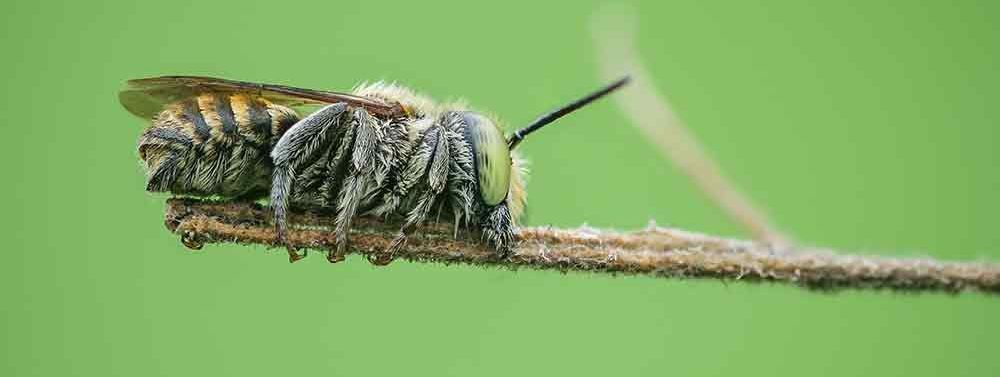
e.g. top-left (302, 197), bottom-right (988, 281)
top-left (462, 77), bottom-right (630, 213)
top-left (461, 112), bottom-right (514, 208)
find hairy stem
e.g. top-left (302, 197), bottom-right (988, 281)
top-left (164, 198), bottom-right (1000, 295)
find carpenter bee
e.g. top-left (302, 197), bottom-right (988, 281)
top-left (120, 75), bottom-right (629, 263)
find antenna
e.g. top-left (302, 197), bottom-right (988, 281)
top-left (507, 76), bottom-right (630, 149)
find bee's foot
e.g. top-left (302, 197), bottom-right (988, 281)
top-left (388, 233), bottom-right (407, 252)
top-left (495, 245), bottom-right (515, 261)
top-left (181, 230), bottom-right (204, 250)
top-left (277, 229), bottom-right (305, 263)
top-left (286, 247), bottom-right (306, 263)
top-left (369, 233), bottom-right (405, 266)
top-left (326, 250), bottom-right (346, 264)
top-left (367, 252), bottom-right (394, 266)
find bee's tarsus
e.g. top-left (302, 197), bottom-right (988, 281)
top-left (181, 230), bottom-right (204, 250)
top-left (367, 252), bottom-right (394, 266)
top-left (284, 239), bottom-right (306, 263)
top-left (383, 231), bottom-right (408, 255)
top-left (287, 249), bottom-right (305, 263)
top-left (371, 232), bottom-right (406, 266)
top-left (327, 248), bottom-right (346, 264)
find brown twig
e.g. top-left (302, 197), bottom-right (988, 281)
top-left (164, 198), bottom-right (1000, 295)
top-left (591, 6), bottom-right (793, 248)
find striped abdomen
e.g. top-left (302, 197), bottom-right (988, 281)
top-left (138, 93), bottom-right (300, 198)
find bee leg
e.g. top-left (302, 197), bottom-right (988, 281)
top-left (444, 123), bottom-right (478, 237)
top-left (375, 124), bottom-right (450, 265)
top-left (270, 103), bottom-right (348, 262)
top-left (365, 119), bottom-right (415, 218)
top-left (481, 202), bottom-right (517, 259)
top-left (325, 107), bottom-right (386, 263)
top-left (369, 118), bottom-right (435, 218)
top-left (317, 117), bottom-right (357, 209)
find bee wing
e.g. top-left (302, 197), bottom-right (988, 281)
top-left (119, 75), bottom-right (406, 120)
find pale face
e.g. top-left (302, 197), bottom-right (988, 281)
top-left (460, 112), bottom-right (512, 207)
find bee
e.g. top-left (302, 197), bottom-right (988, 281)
top-left (121, 75), bottom-right (629, 263)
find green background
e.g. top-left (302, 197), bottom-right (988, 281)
top-left (3, 0), bottom-right (998, 376)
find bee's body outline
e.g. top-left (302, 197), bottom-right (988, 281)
top-left (122, 75), bottom-right (628, 263)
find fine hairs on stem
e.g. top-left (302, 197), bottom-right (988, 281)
top-left (165, 199), bottom-right (1000, 295)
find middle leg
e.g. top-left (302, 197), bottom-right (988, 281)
top-left (372, 120), bottom-right (454, 265)
top-left (327, 107), bottom-right (400, 262)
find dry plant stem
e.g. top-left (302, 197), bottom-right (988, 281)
top-left (165, 198), bottom-right (1000, 295)
top-left (591, 8), bottom-right (792, 248)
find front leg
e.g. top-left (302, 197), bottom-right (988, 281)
top-left (480, 201), bottom-right (517, 258)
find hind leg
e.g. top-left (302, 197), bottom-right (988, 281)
top-left (270, 103), bottom-right (348, 262)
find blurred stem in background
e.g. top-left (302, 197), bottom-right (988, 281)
top-left (592, 4), bottom-right (792, 249)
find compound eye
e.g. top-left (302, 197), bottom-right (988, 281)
top-left (460, 112), bottom-right (511, 206)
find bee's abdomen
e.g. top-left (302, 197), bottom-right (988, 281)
top-left (138, 93), bottom-right (300, 197)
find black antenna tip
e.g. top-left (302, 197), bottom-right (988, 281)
top-left (508, 76), bottom-right (630, 149)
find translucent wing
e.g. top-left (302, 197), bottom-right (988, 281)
top-left (119, 75), bottom-right (407, 120)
